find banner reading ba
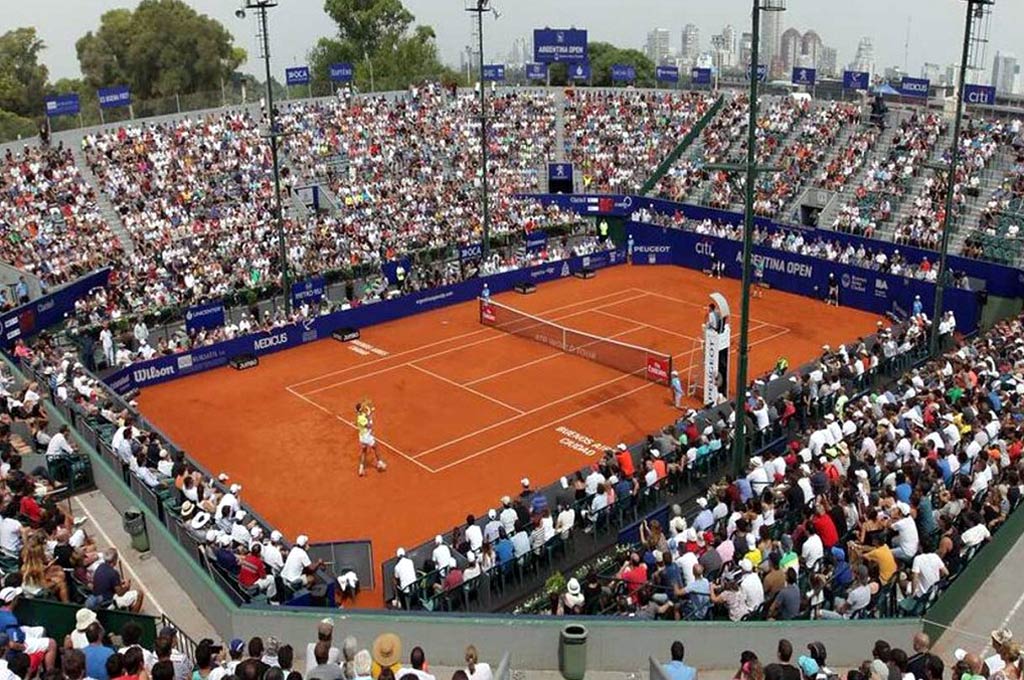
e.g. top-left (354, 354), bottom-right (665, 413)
top-left (329, 63), bottom-right (354, 82)
top-left (611, 64), bottom-right (636, 82)
top-left (185, 301), bottom-right (226, 334)
top-left (482, 64), bottom-right (506, 81)
top-left (656, 65), bottom-right (679, 83)
top-left (45, 93), bottom-right (80, 117)
top-left (98, 86), bottom-right (131, 109)
top-left (285, 66), bottom-right (310, 86)
top-left (691, 68), bottom-right (712, 85)
top-left (526, 63), bottom-right (547, 81)
top-left (842, 70), bottom-right (869, 90)
top-left (791, 67), bottom-right (816, 87)
top-left (291, 276), bottom-right (326, 308)
top-left (459, 243), bottom-right (483, 261)
top-left (533, 28), bottom-right (587, 63)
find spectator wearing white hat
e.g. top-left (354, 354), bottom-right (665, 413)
top-left (261, 531), bottom-right (285, 573)
top-left (738, 558), bottom-right (765, 611)
top-left (431, 535), bottom-right (452, 572)
top-left (281, 535), bottom-right (324, 590)
top-left (483, 510), bottom-right (502, 544)
top-left (393, 548), bottom-right (417, 608)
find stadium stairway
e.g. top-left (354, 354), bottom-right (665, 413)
top-left (553, 88), bottom-right (567, 162)
top-left (949, 147), bottom-right (1016, 258)
top-left (70, 144), bottom-right (136, 255)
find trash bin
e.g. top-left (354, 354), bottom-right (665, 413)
top-left (122, 506), bottom-right (150, 553)
top-left (558, 624), bottom-right (587, 680)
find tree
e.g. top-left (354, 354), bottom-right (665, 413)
top-left (75, 0), bottom-right (245, 100)
top-left (0, 27), bottom-right (49, 118)
top-left (586, 42), bottom-right (656, 88)
top-left (310, 0), bottom-right (453, 93)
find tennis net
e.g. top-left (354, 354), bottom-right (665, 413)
top-left (479, 298), bottom-right (673, 385)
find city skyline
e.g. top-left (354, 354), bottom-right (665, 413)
top-left (3, 0), bottom-right (1022, 94)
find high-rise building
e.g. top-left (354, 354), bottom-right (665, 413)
top-left (681, 24), bottom-right (701, 65)
top-left (779, 28), bottom-right (802, 74)
top-left (848, 37), bottom-right (875, 79)
top-left (645, 28), bottom-right (671, 65)
top-left (819, 46), bottom-right (838, 77)
top-left (711, 24), bottom-right (738, 69)
top-left (921, 62), bottom-right (942, 84)
top-left (992, 52), bottom-right (1020, 94)
top-left (801, 31), bottom-right (824, 69)
top-left (509, 37), bottom-right (528, 66)
top-left (759, 10), bottom-right (782, 76)
top-left (740, 32), bottom-right (753, 70)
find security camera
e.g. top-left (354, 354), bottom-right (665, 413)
top-left (235, 5), bottom-right (246, 19)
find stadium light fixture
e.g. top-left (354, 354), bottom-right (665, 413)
top-left (238, 0), bottom-right (291, 315)
top-left (930, 0), bottom-right (995, 354)
top-left (466, 0), bottom-right (498, 258)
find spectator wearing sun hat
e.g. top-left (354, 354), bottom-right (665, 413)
top-left (371, 633), bottom-right (402, 680)
top-left (66, 608), bottom-right (97, 649)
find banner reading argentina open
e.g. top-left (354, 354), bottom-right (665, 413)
top-left (533, 28), bottom-right (588, 63)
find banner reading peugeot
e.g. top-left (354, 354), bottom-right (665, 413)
top-left (98, 85), bottom-right (131, 109)
top-left (482, 64), bottom-right (506, 81)
top-left (843, 70), bottom-right (869, 90)
top-left (900, 76), bottom-right (930, 98)
top-left (533, 28), bottom-right (588, 63)
top-left (185, 301), bottom-right (226, 334)
top-left (526, 63), bottom-right (547, 81)
top-left (791, 67), bottom-right (816, 87)
top-left (329, 63), bottom-right (354, 82)
top-left (569, 62), bottom-right (591, 81)
top-left (691, 67), bottom-right (712, 85)
top-left (611, 64), bottom-right (636, 82)
top-left (963, 84), bottom-right (996, 106)
top-left (285, 66), bottom-right (310, 86)
top-left (44, 93), bottom-right (80, 117)
top-left (656, 65), bottom-right (679, 83)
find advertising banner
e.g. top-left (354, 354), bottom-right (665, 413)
top-left (184, 301), bottom-right (226, 334)
top-left (285, 67), bottom-right (311, 86)
top-left (44, 93), bottom-right (80, 117)
top-left (329, 63), bottom-right (354, 82)
top-left (533, 28), bottom-right (588, 63)
top-left (98, 86), bottom-right (131, 109)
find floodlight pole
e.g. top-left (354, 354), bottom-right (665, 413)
top-left (931, 0), bottom-right (986, 353)
top-left (245, 0), bottom-right (290, 314)
top-left (467, 1), bottom-right (492, 258)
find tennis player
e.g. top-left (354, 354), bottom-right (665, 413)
top-left (752, 257), bottom-right (765, 298)
top-left (356, 402), bottom-right (386, 477)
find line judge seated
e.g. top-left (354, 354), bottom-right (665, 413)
top-left (706, 302), bottom-right (726, 334)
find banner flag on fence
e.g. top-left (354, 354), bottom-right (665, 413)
top-left (98, 86), bottom-right (131, 109)
top-left (900, 76), bottom-right (930, 98)
top-left (963, 84), bottom-right (996, 106)
top-left (526, 63), bottom-right (547, 80)
top-left (691, 67), bottom-right (712, 85)
top-left (482, 64), bottom-right (506, 81)
top-left (459, 243), bottom-right (483, 261)
top-left (185, 301), bottom-right (226, 334)
top-left (611, 64), bottom-right (636, 82)
top-left (569, 62), bottom-right (591, 81)
top-left (843, 70), bottom-right (869, 90)
top-left (285, 66), bottom-right (311, 86)
top-left (791, 67), bottom-right (816, 87)
top-left (291, 276), bottom-right (326, 308)
top-left (45, 93), bottom-right (80, 117)
top-left (525, 231), bottom-right (548, 252)
top-left (657, 65), bottom-right (679, 83)
top-left (329, 63), bottom-right (354, 82)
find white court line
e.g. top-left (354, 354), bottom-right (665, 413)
top-left (300, 292), bottom-right (653, 397)
top-left (633, 288), bottom-right (792, 331)
top-left (72, 495), bottom-right (167, 616)
top-left (425, 328), bottom-right (794, 473)
top-left (370, 348), bottom-right (389, 356)
top-left (590, 308), bottom-right (701, 342)
top-left (286, 288), bottom-right (643, 390)
top-left (348, 346), bottom-right (370, 356)
top-left (463, 324), bottom-right (645, 386)
top-left (408, 363), bottom-right (525, 415)
top-left (285, 386), bottom-right (435, 473)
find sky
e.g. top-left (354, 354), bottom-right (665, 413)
top-left (3, 0), bottom-right (1021, 83)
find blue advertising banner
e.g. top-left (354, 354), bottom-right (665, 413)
top-left (656, 65), bottom-right (680, 83)
top-left (624, 223), bottom-right (980, 334)
top-left (329, 63), bottom-right (354, 82)
top-left (482, 64), bottom-right (506, 81)
top-left (184, 301), bottom-right (226, 334)
top-left (533, 28), bottom-right (588, 63)
top-left (748, 64), bottom-right (768, 82)
top-left (291, 276), bottom-right (326, 308)
top-left (285, 66), bottom-right (311, 86)
top-left (964, 84), bottom-right (996, 106)
top-left (843, 70), bottom-right (870, 90)
top-left (526, 63), bottom-right (548, 81)
top-left (792, 67), bottom-right (817, 87)
top-left (900, 76), bottom-right (930, 98)
top-left (0, 268), bottom-right (112, 349)
top-left (611, 64), bottom-right (636, 82)
top-left (569, 62), bottom-right (591, 81)
top-left (104, 253), bottom-right (624, 393)
top-left (548, 162), bottom-right (573, 185)
top-left (525, 231), bottom-right (548, 252)
top-left (45, 93), bottom-right (80, 117)
top-left (382, 258), bottom-right (412, 286)
top-left (98, 86), bottom-right (131, 109)
top-left (691, 67), bottom-right (712, 85)
top-left (459, 243), bottom-right (483, 261)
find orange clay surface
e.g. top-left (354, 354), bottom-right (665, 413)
top-left (137, 265), bottom-right (883, 606)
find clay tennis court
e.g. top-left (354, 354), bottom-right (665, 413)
top-left (136, 265), bottom-right (882, 605)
